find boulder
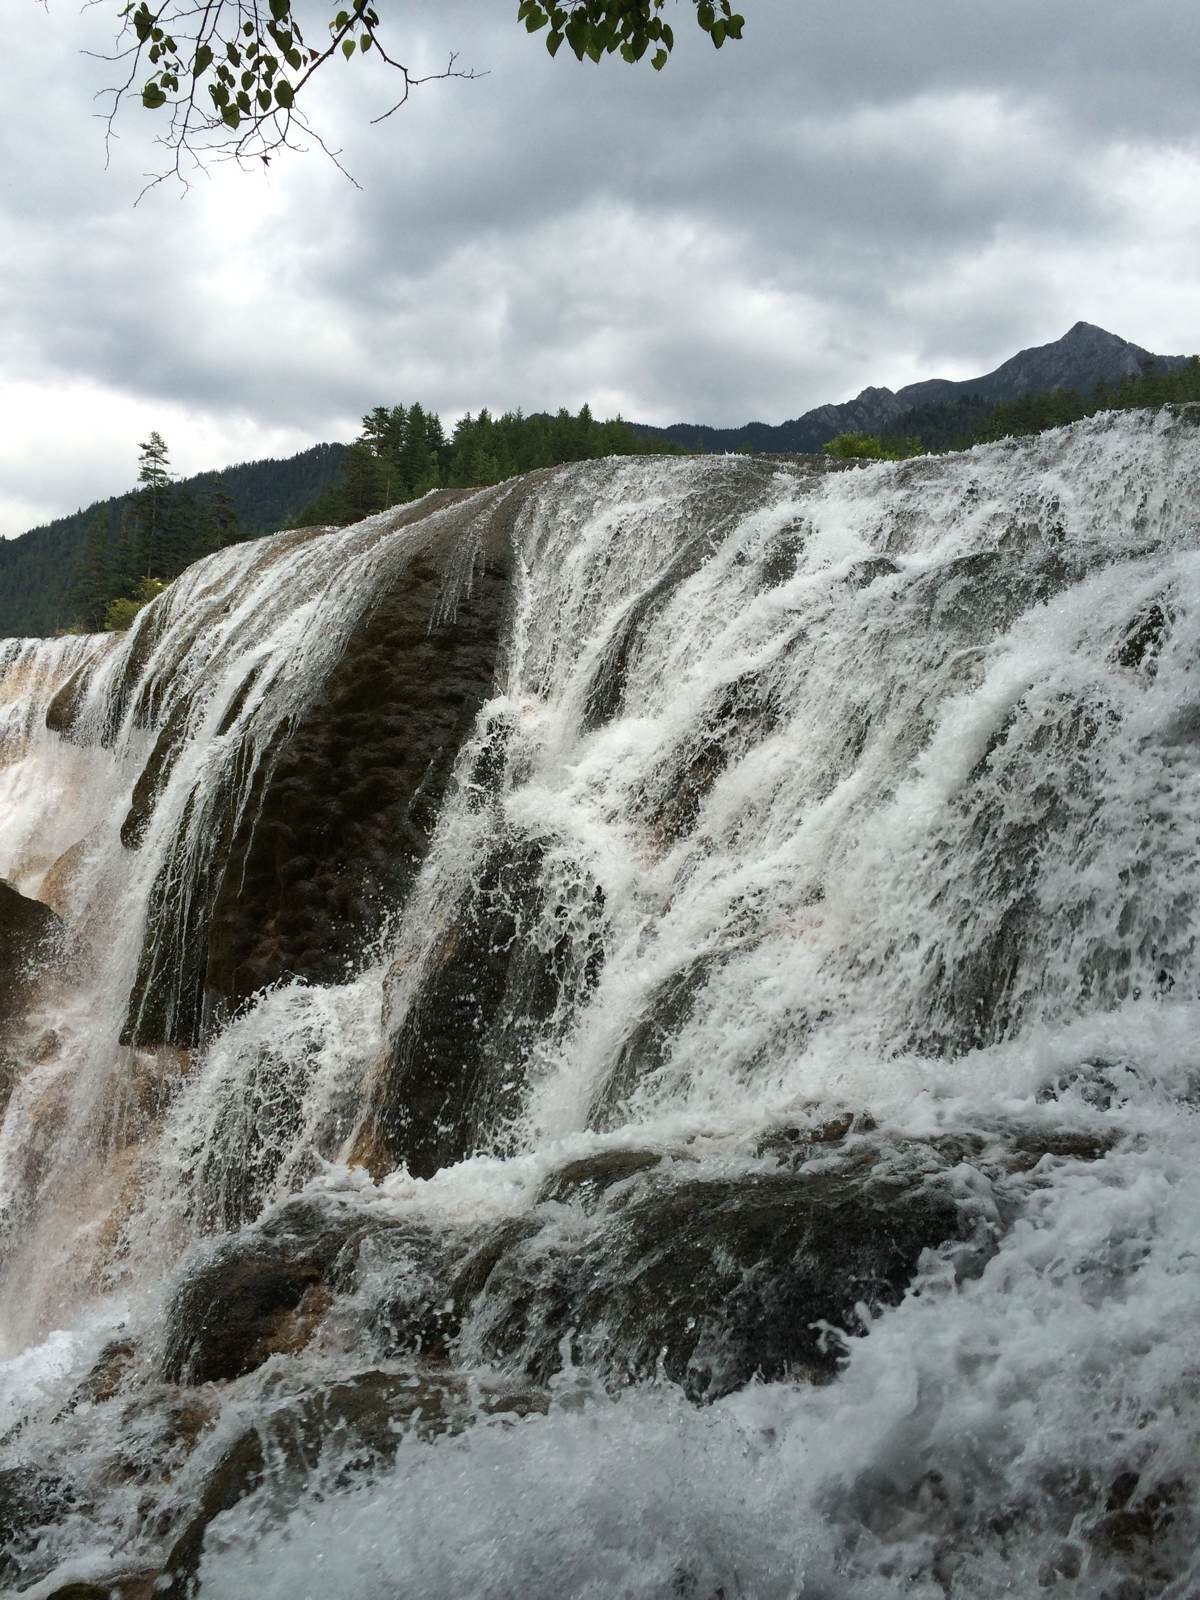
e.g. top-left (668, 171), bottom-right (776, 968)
top-left (159, 1368), bottom-right (545, 1597)
top-left (459, 1138), bottom-right (996, 1401)
top-left (0, 878), bottom-right (62, 1112)
top-left (159, 1198), bottom-right (372, 1385)
top-left (0, 877), bottom-right (60, 1020)
top-left (0, 1464), bottom-right (84, 1588)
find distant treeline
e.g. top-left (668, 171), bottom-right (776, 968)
top-left (291, 403), bottom-right (681, 527)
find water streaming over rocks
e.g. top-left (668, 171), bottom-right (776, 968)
top-left (2, 410), bottom-right (1199, 1598)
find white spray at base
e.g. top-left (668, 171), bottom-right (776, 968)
top-left (1, 409), bottom-right (1199, 1598)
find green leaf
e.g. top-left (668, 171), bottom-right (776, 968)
top-left (546, 28), bottom-right (563, 55)
top-left (565, 13), bottom-right (586, 54)
top-left (651, 46), bottom-right (668, 68)
top-left (236, 89), bottom-right (251, 111)
top-left (359, 34), bottom-right (371, 51)
top-left (194, 43), bottom-right (213, 75)
top-left (697, 2), bottom-right (715, 29)
top-left (287, 47), bottom-right (303, 67)
top-left (222, 104), bottom-right (241, 129)
top-left (275, 79), bottom-right (295, 107)
top-left (269, 0), bottom-right (290, 20)
top-left (258, 88), bottom-right (272, 109)
top-left (342, 36), bottom-right (356, 57)
top-left (141, 81), bottom-right (167, 108)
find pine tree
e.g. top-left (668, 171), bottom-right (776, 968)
top-left (113, 500), bottom-right (145, 596)
top-left (135, 431), bottom-right (174, 578)
top-left (397, 401), bottom-right (440, 496)
top-left (70, 510), bottom-right (118, 630)
top-left (202, 488), bottom-right (240, 554)
top-left (339, 441), bottom-right (388, 522)
top-left (163, 483), bottom-right (203, 574)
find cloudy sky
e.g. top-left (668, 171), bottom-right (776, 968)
top-left (1, 0), bottom-right (1197, 536)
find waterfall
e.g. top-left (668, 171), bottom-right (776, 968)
top-left (1, 409), bottom-right (1198, 1598)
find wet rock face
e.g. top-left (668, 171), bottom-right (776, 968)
top-left (588, 957), bottom-right (714, 1130)
top-left (123, 508), bottom-right (516, 1048)
top-left (0, 878), bottom-right (60, 1021)
top-left (155, 1114), bottom-right (1118, 1411)
top-left (461, 1140), bottom-right (993, 1401)
top-left (364, 831), bottom-right (606, 1179)
top-left (206, 545), bottom-right (513, 1015)
top-left (0, 1465), bottom-right (84, 1587)
top-left (158, 1367), bottom-right (545, 1598)
top-left (159, 1198), bottom-right (378, 1384)
top-left (0, 879), bottom-right (61, 1110)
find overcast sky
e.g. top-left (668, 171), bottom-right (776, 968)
top-left (1, 0), bottom-right (1197, 536)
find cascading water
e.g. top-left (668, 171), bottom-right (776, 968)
top-left (1, 409), bottom-right (1198, 1598)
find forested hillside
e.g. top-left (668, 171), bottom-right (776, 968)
top-left (4, 356), bottom-right (1197, 640)
top-left (0, 442), bottom-right (347, 638)
top-left (0, 407), bottom-right (674, 638)
top-left (880, 354), bottom-right (1200, 453)
top-left (290, 403), bottom-right (678, 527)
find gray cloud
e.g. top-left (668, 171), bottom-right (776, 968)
top-left (1, 0), bottom-right (1197, 533)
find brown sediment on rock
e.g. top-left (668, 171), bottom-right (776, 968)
top-left (38, 833), bottom-right (96, 920)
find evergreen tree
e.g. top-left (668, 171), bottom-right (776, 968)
top-left (135, 431), bottom-right (174, 578)
top-left (339, 441), bottom-right (388, 522)
top-left (113, 500), bottom-right (146, 597)
top-left (397, 401), bottom-right (441, 496)
top-left (202, 487), bottom-right (240, 554)
top-left (70, 510), bottom-right (118, 630)
top-left (163, 483), bottom-right (204, 573)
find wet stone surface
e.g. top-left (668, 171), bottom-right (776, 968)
top-left (460, 1141), bottom-right (996, 1401)
top-left (122, 503), bottom-right (518, 1049)
top-left (366, 830), bottom-right (606, 1179)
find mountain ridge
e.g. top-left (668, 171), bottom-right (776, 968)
top-left (635, 322), bottom-right (1190, 453)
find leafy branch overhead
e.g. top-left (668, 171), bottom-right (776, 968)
top-left (99, 1), bottom-right (747, 190)
top-left (516, 0), bottom-right (744, 68)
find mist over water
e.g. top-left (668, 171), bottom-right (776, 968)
top-left (1, 411), bottom-right (1198, 1597)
